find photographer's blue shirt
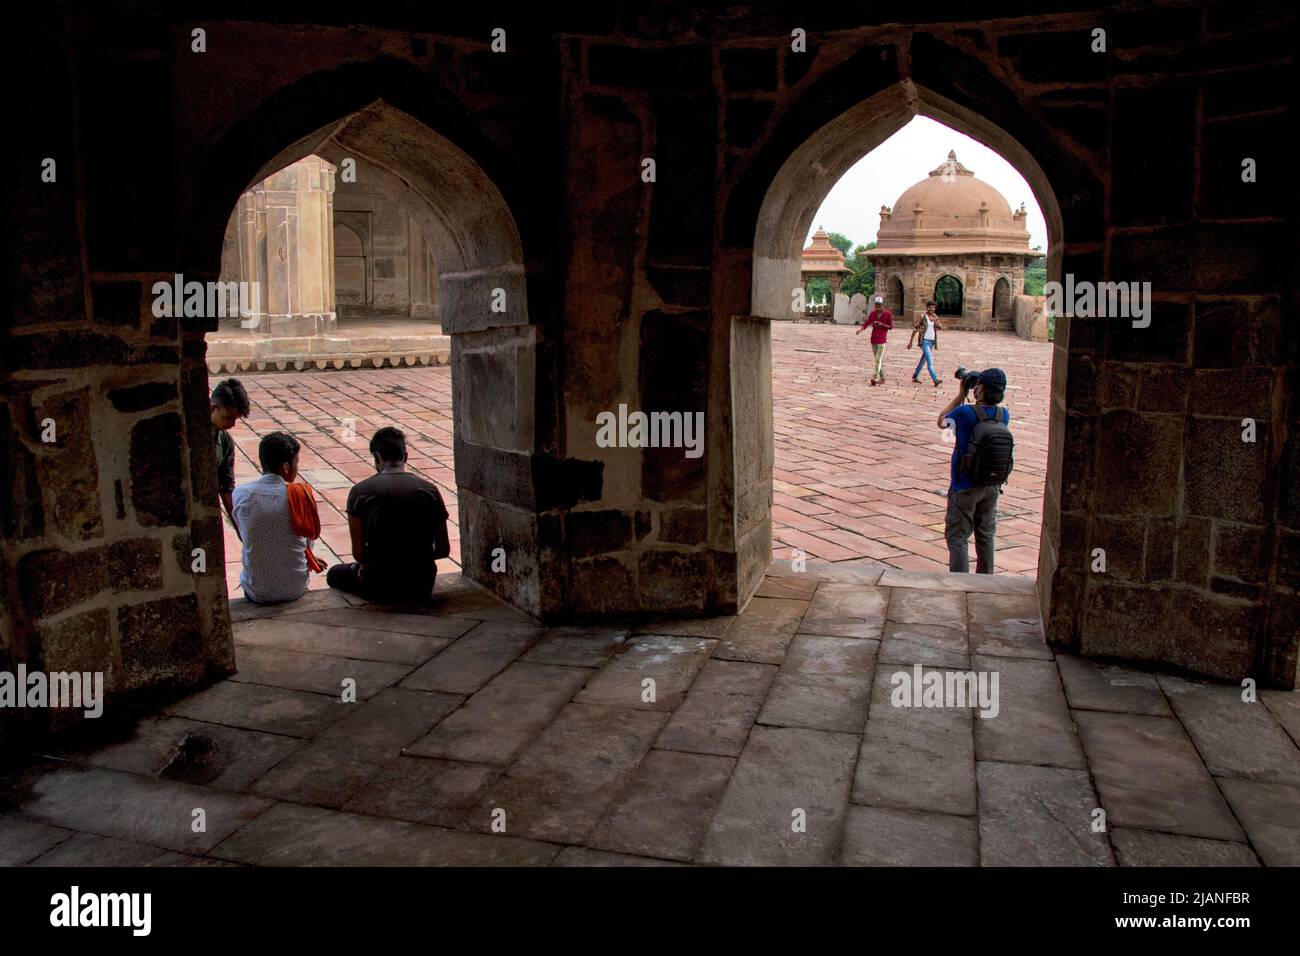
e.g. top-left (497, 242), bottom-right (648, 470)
top-left (944, 404), bottom-right (1011, 492)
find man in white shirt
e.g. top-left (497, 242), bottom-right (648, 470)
top-left (231, 431), bottom-right (309, 604)
top-left (907, 299), bottom-right (943, 386)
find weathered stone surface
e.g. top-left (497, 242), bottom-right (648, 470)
top-left (282, 606), bottom-right (480, 639)
top-left (407, 663), bottom-right (589, 765)
top-left (877, 568), bottom-right (1035, 594)
top-left (0, 816), bottom-right (71, 866)
top-left (130, 413), bottom-right (188, 527)
top-left (551, 847), bottom-right (684, 867)
top-left (164, 680), bottom-right (345, 738)
top-left (976, 761), bottom-right (1114, 866)
top-left (588, 749), bottom-right (734, 861)
top-left (878, 622), bottom-right (969, 669)
top-left (318, 687), bottom-right (462, 750)
top-left (1158, 676), bottom-right (1300, 783)
top-left (575, 635), bottom-right (715, 712)
top-left (1261, 690), bottom-right (1300, 747)
top-left (757, 635), bottom-right (876, 733)
top-left (716, 596), bottom-right (807, 663)
top-left (967, 591), bottom-right (1049, 659)
top-left (19, 765), bottom-right (271, 853)
top-left (211, 802), bottom-right (557, 866)
top-left (522, 626), bottom-right (628, 667)
top-left (37, 607), bottom-right (114, 684)
top-left (229, 645), bottom-right (411, 700)
top-left (19, 538), bottom-right (163, 618)
top-left (83, 716), bottom-right (301, 791)
top-left (696, 725), bottom-right (857, 866)
top-left (656, 659), bottom-right (776, 757)
top-left (400, 621), bottom-right (542, 694)
top-left (32, 387), bottom-right (103, 540)
top-left (250, 736), bottom-right (391, 807)
top-left (118, 594), bottom-right (205, 688)
top-left (1109, 828), bottom-right (1259, 867)
top-left (838, 806), bottom-right (978, 867)
top-left (852, 668), bottom-right (976, 816)
top-left (235, 618), bottom-right (454, 666)
top-left (754, 574), bottom-right (818, 600)
top-left (469, 703), bottom-right (666, 843)
top-left (1075, 711), bottom-right (1244, 841)
top-left (1055, 654), bottom-right (1171, 716)
top-left (342, 756), bottom-right (499, 828)
top-left (798, 584), bottom-right (887, 639)
top-left (1216, 779), bottom-right (1300, 867)
top-left (971, 655), bottom-right (1086, 768)
top-left (887, 587), bottom-right (966, 629)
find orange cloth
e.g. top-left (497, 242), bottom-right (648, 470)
top-left (286, 481), bottom-right (325, 574)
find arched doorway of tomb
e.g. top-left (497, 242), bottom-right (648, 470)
top-left (885, 275), bottom-right (905, 317)
top-left (732, 76), bottom-right (1081, 630)
top-left (332, 219), bottom-right (370, 312)
top-left (934, 275), bottom-right (964, 318)
top-left (993, 274), bottom-right (1012, 321)
top-left (183, 69), bottom-right (546, 628)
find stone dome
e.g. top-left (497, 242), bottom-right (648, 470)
top-left (869, 151), bottom-right (1032, 256)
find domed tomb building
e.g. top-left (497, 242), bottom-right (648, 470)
top-left (865, 151), bottom-right (1040, 330)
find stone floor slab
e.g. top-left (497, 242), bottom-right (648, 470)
top-left (574, 635), bottom-right (716, 712)
top-left (715, 597), bottom-right (808, 663)
top-left (0, 816), bottom-right (71, 866)
top-left (27, 832), bottom-right (184, 867)
top-left (971, 655), bottom-right (1086, 769)
top-left (249, 737), bottom-right (389, 808)
top-left (551, 847), bottom-right (685, 867)
top-left (317, 686), bottom-right (462, 750)
top-left (852, 668), bottom-right (976, 815)
top-left (588, 749), bottom-right (734, 861)
top-left (469, 703), bottom-right (667, 844)
top-left (1216, 778), bottom-right (1300, 867)
top-left (1109, 828), bottom-right (1259, 867)
top-left (406, 663), bottom-right (592, 765)
top-left (164, 680), bottom-right (345, 738)
top-left (211, 802), bottom-right (558, 866)
top-left (1158, 675), bottom-right (1300, 784)
top-left (234, 618), bottom-right (454, 666)
top-left (977, 760), bottom-right (1114, 866)
top-left (656, 659), bottom-right (777, 757)
top-left (837, 805), bottom-right (977, 866)
top-left (878, 621), bottom-right (969, 669)
top-left (342, 756), bottom-right (500, 828)
top-left (1261, 690), bottom-right (1300, 748)
top-left (280, 606), bottom-right (480, 639)
top-left (754, 575), bottom-right (820, 600)
top-left (877, 568), bottom-right (1037, 593)
top-left (83, 716), bottom-right (303, 791)
top-left (1074, 711), bottom-right (1244, 841)
top-left (400, 621), bottom-right (543, 694)
top-left (757, 634), bottom-right (877, 733)
top-left (967, 591), bottom-right (1050, 660)
top-left (696, 725), bottom-right (858, 866)
top-left (18, 765), bottom-right (273, 853)
top-left (522, 627), bottom-right (629, 667)
top-left (230, 645), bottom-right (413, 699)
top-left (1055, 654), bottom-right (1171, 716)
top-left (797, 585), bottom-right (888, 639)
top-left (886, 587), bottom-right (966, 629)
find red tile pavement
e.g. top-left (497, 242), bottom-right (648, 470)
top-left (219, 324), bottom-right (1051, 595)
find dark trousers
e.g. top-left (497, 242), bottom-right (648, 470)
top-left (326, 561), bottom-right (436, 602)
top-left (945, 485), bottom-right (999, 573)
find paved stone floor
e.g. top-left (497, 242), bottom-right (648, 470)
top-left (3, 564), bottom-right (1298, 866)
top-left (216, 324), bottom-right (1051, 597)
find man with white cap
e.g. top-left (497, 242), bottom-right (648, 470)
top-left (855, 294), bottom-right (893, 385)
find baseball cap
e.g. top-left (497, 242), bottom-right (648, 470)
top-left (979, 368), bottom-right (1007, 391)
top-left (874, 296), bottom-right (883, 303)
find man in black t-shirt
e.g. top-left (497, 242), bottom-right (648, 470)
top-left (326, 426), bottom-right (451, 602)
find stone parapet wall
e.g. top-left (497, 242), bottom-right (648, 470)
top-left (1013, 294), bottom-right (1050, 342)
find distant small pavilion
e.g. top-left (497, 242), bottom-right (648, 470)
top-left (799, 226), bottom-right (851, 317)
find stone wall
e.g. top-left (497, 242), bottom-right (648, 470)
top-left (1013, 294), bottom-right (1049, 342)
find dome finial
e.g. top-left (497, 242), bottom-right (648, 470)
top-left (948, 150), bottom-right (956, 160)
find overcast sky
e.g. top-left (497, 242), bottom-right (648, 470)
top-left (806, 116), bottom-right (1049, 254)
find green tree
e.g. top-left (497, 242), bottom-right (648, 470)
top-left (842, 241), bottom-right (876, 298)
top-left (1024, 255), bottom-right (1046, 296)
top-left (806, 277), bottom-right (831, 302)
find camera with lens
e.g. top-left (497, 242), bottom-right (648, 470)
top-left (954, 366), bottom-right (983, 390)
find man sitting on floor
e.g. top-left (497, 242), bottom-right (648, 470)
top-left (327, 426), bottom-right (451, 603)
top-left (231, 431), bottom-right (326, 604)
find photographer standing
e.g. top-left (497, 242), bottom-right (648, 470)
top-left (937, 368), bottom-right (1013, 574)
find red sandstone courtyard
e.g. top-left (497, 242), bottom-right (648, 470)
top-left (221, 324), bottom-right (1050, 598)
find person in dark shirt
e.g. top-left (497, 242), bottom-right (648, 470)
top-left (326, 426), bottom-right (451, 602)
top-left (211, 378), bottom-right (251, 537)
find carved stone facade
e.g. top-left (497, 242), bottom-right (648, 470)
top-left (867, 152), bottom-right (1040, 330)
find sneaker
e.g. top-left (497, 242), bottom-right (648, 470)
top-left (933, 379), bottom-right (941, 387)
top-left (911, 376), bottom-right (920, 383)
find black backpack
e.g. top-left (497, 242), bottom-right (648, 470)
top-left (960, 406), bottom-right (1015, 486)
